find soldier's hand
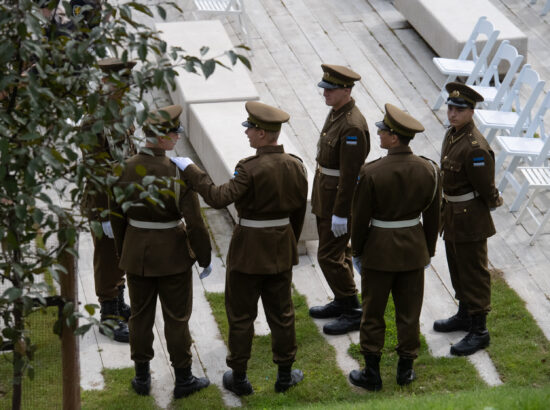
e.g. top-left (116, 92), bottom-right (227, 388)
top-left (352, 256), bottom-right (362, 273)
top-left (199, 264), bottom-right (212, 279)
top-left (170, 157), bottom-right (194, 172)
top-left (331, 215), bottom-right (348, 237)
top-left (101, 221), bottom-right (114, 239)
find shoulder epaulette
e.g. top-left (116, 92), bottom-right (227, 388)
top-left (288, 153), bottom-right (304, 163)
top-left (238, 154), bottom-right (259, 165)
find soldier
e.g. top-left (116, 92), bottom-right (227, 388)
top-left (433, 83), bottom-right (502, 356)
top-left (81, 57), bottom-right (137, 343)
top-left (309, 64), bottom-right (370, 335)
top-left (171, 101), bottom-right (308, 396)
top-left (349, 104), bottom-right (440, 390)
top-left (110, 104), bottom-right (212, 398)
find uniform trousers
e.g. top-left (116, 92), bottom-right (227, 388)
top-left (316, 216), bottom-right (357, 299)
top-left (225, 269), bottom-right (296, 373)
top-left (360, 268), bottom-right (424, 359)
top-left (445, 239), bottom-right (491, 315)
top-left (127, 270), bottom-right (193, 368)
top-left (92, 228), bottom-right (125, 302)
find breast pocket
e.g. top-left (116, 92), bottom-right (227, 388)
top-left (441, 158), bottom-right (463, 187)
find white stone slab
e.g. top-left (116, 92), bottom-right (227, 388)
top-left (187, 101), bottom-right (317, 242)
top-left (394, 0), bottom-right (528, 71)
top-left (155, 20), bottom-right (259, 128)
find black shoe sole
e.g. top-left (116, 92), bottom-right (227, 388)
top-left (450, 341), bottom-right (490, 356)
top-left (349, 377), bottom-right (382, 391)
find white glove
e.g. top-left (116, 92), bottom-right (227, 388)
top-left (101, 221), bottom-right (114, 239)
top-left (331, 215), bottom-right (348, 237)
top-left (352, 256), bottom-right (362, 273)
top-left (170, 157), bottom-right (194, 172)
top-left (199, 264), bottom-right (212, 279)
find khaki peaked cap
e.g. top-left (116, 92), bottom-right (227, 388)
top-left (242, 101), bottom-right (290, 132)
top-left (445, 82), bottom-right (484, 109)
top-left (146, 104), bottom-right (183, 128)
top-left (318, 64), bottom-right (361, 89)
top-left (98, 57), bottom-right (137, 73)
top-left (376, 103), bottom-right (424, 138)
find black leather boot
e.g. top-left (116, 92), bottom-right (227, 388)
top-left (117, 285), bottom-right (131, 322)
top-left (222, 370), bottom-right (253, 396)
top-left (433, 301), bottom-right (471, 332)
top-left (173, 366), bottom-right (210, 399)
top-left (131, 361), bottom-right (151, 396)
top-left (274, 366), bottom-right (304, 393)
top-left (349, 355), bottom-right (382, 391)
top-left (309, 295), bottom-right (360, 319)
top-left (396, 357), bottom-right (416, 386)
top-left (322, 308), bottom-right (362, 335)
top-left (450, 313), bottom-right (490, 356)
top-left (99, 299), bottom-right (129, 343)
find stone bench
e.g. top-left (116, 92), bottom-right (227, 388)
top-left (188, 101), bottom-right (317, 243)
top-left (155, 20), bottom-right (259, 129)
top-left (394, 0), bottom-right (528, 73)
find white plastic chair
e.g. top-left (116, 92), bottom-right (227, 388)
top-left (530, 0), bottom-right (550, 16)
top-left (474, 64), bottom-right (544, 145)
top-left (515, 166), bottom-right (550, 244)
top-left (432, 16), bottom-right (500, 111)
top-left (192, 0), bottom-right (252, 53)
top-left (467, 41), bottom-right (524, 109)
top-left (495, 92), bottom-right (550, 211)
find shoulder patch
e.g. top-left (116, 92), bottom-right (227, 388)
top-left (345, 136), bottom-right (358, 145)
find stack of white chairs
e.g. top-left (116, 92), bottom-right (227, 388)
top-left (474, 64), bottom-right (545, 144)
top-left (191, 0), bottom-right (252, 53)
top-left (467, 40), bottom-right (524, 109)
top-left (530, 0), bottom-right (550, 16)
top-left (495, 92), bottom-right (550, 211)
top-left (432, 16), bottom-right (500, 111)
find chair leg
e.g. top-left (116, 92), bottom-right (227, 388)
top-left (516, 188), bottom-right (539, 225)
top-left (486, 128), bottom-right (498, 145)
top-left (498, 156), bottom-right (521, 192)
top-left (510, 182), bottom-right (530, 212)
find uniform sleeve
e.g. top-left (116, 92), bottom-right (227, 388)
top-left (108, 184), bottom-right (127, 258)
top-left (182, 163), bottom-right (250, 209)
top-left (421, 162), bottom-right (442, 257)
top-left (289, 166), bottom-right (309, 242)
top-left (334, 126), bottom-right (370, 217)
top-left (351, 168), bottom-right (374, 257)
top-left (465, 148), bottom-right (501, 209)
top-left (179, 188), bottom-right (212, 268)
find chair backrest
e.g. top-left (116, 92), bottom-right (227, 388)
top-left (467, 41), bottom-right (524, 108)
top-left (524, 92), bottom-right (550, 165)
top-left (457, 17), bottom-right (499, 80)
top-left (501, 64), bottom-right (545, 135)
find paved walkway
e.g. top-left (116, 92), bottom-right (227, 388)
top-left (79, 0), bottom-right (550, 408)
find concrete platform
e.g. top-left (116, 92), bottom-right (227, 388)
top-left (394, 0), bottom-right (528, 71)
top-left (155, 20), bottom-right (259, 128)
top-left (187, 101), bottom-right (317, 242)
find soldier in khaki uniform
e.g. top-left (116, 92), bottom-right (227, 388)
top-left (309, 64), bottom-right (370, 335)
top-left (433, 83), bottom-right (502, 356)
top-left (171, 101), bottom-right (308, 396)
top-left (110, 105), bottom-right (212, 399)
top-left (81, 58), bottom-right (137, 343)
top-left (349, 105), bottom-right (440, 390)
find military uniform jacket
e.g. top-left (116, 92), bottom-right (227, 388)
top-left (110, 148), bottom-right (212, 276)
top-left (182, 145), bottom-right (308, 275)
top-left (441, 121), bottom-right (500, 243)
top-left (312, 98), bottom-right (370, 218)
top-left (351, 146), bottom-right (441, 271)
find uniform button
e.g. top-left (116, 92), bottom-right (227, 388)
top-left (322, 132), bottom-right (326, 136)
top-left (444, 156), bottom-right (448, 159)
top-left (463, 209), bottom-right (467, 213)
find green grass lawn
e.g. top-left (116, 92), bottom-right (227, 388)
top-left (2, 268), bottom-right (550, 409)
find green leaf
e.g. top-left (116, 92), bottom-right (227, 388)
top-left (135, 164), bottom-right (147, 177)
top-left (84, 304), bottom-right (97, 315)
top-left (237, 54), bottom-right (252, 70)
top-left (156, 5), bottom-right (166, 20)
top-left (227, 50), bottom-right (237, 65)
top-left (74, 323), bottom-right (93, 336)
top-left (138, 43), bottom-right (147, 61)
top-left (87, 92), bottom-right (99, 113)
top-left (4, 287), bottom-right (22, 303)
top-left (142, 175), bottom-right (155, 186)
top-left (201, 59), bottom-right (216, 79)
top-left (200, 46), bottom-right (209, 56)
top-left (90, 220), bottom-right (103, 238)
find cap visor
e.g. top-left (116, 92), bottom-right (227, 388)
top-left (375, 120), bottom-right (390, 131)
top-left (242, 120), bottom-right (254, 128)
top-left (317, 80), bottom-right (341, 89)
top-left (446, 99), bottom-right (472, 109)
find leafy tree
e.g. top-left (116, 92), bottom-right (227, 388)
top-left (0, 0), bottom-right (249, 407)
